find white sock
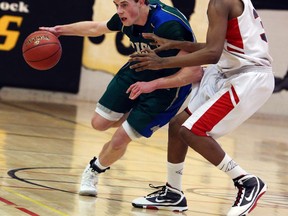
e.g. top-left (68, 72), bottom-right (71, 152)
top-left (94, 158), bottom-right (108, 170)
top-left (217, 154), bottom-right (248, 180)
top-left (167, 162), bottom-right (184, 191)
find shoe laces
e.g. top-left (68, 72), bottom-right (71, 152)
top-left (146, 184), bottom-right (167, 197)
top-left (233, 181), bottom-right (244, 206)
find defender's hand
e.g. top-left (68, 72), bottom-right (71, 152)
top-left (129, 49), bottom-right (165, 72)
top-left (142, 33), bottom-right (176, 52)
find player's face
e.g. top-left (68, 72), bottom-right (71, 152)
top-left (113, 0), bottom-right (143, 26)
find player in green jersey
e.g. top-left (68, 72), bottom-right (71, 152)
top-left (40, 0), bottom-right (202, 199)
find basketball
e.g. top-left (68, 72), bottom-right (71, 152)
top-left (22, 30), bottom-right (62, 70)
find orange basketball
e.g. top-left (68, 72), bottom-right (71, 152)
top-left (22, 30), bottom-right (62, 70)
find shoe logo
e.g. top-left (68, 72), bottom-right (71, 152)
top-left (244, 188), bottom-right (255, 202)
top-left (155, 197), bottom-right (173, 203)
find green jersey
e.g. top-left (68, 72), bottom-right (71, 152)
top-left (107, 2), bottom-right (196, 81)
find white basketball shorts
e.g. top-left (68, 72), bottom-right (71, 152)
top-left (182, 65), bottom-right (274, 139)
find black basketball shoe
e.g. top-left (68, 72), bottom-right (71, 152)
top-left (132, 183), bottom-right (188, 212)
top-left (227, 174), bottom-right (267, 215)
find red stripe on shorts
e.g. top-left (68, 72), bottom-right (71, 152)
top-left (191, 86), bottom-right (239, 136)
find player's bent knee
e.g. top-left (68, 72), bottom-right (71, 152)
top-left (168, 117), bottom-right (180, 135)
top-left (91, 117), bottom-right (112, 131)
top-left (169, 112), bottom-right (189, 134)
top-left (179, 126), bottom-right (189, 140)
top-left (179, 126), bottom-right (199, 147)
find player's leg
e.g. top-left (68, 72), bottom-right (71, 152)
top-left (84, 84), bottom-right (190, 198)
top-left (131, 85), bottom-right (191, 212)
top-left (79, 76), bottom-right (191, 197)
top-left (167, 111), bottom-right (190, 190)
top-left (79, 125), bottom-right (132, 196)
top-left (181, 69), bottom-right (274, 215)
top-left (132, 111), bottom-right (190, 212)
top-left (79, 72), bottom-right (135, 196)
top-left (165, 68), bottom-right (213, 193)
top-left (98, 125), bottom-right (131, 166)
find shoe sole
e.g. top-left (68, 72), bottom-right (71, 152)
top-left (132, 203), bottom-right (188, 212)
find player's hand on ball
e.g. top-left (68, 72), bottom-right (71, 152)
top-left (39, 26), bottom-right (60, 37)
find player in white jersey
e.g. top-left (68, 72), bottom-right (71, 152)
top-left (128, 0), bottom-right (274, 215)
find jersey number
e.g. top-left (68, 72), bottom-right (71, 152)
top-left (253, 9), bottom-right (267, 43)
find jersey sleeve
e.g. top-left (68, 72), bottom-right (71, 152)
top-left (155, 21), bottom-right (194, 42)
top-left (106, 13), bottom-right (122, 31)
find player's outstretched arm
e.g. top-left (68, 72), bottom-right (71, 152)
top-left (39, 21), bottom-right (112, 37)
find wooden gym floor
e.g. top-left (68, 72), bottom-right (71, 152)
top-left (0, 99), bottom-right (287, 216)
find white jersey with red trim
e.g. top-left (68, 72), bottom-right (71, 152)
top-left (217, 0), bottom-right (272, 73)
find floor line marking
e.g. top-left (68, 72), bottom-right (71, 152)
top-left (0, 196), bottom-right (39, 216)
top-left (3, 187), bottom-right (68, 216)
